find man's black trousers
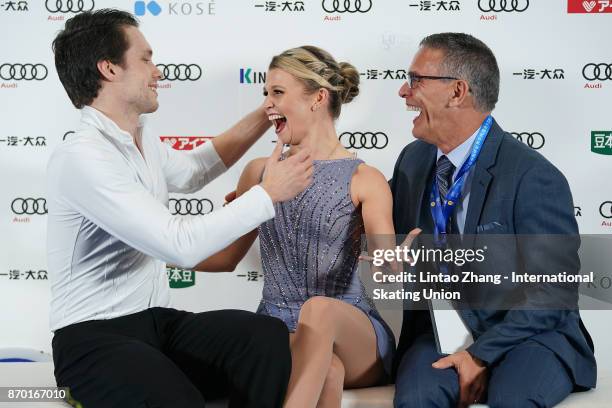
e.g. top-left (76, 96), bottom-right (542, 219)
top-left (52, 307), bottom-right (291, 408)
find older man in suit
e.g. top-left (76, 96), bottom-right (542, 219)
top-left (391, 33), bottom-right (596, 408)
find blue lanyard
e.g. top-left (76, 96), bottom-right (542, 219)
top-left (429, 116), bottom-right (493, 241)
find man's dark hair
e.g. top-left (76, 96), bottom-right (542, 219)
top-left (52, 9), bottom-right (139, 109)
top-left (420, 33), bottom-right (500, 112)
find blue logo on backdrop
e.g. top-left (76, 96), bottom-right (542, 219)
top-left (240, 68), bottom-right (266, 84)
top-left (134, 1), bottom-right (162, 16)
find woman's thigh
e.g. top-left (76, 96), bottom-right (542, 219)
top-left (296, 296), bottom-right (384, 387)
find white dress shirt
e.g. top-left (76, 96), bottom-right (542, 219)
top-left (47, 106), bottom-right (275, 331)
top-left (436, 126), bottom-right (480, 234)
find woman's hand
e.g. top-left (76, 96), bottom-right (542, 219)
top-left (223, 190), bottom-right (237, 206)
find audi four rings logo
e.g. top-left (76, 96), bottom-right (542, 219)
top-left (600, 201), bottom-right (612, 219)
top-left (11, 198), bottom-right (47, 215)
top-left (478, 0), bottom-right (529, 12)
top-left (169, 199), bottom-right (213, 215)
top-left (45, 0), bottom-right (95, 13)
top-left (322, 0), bottom-right (372, 13)
top-left (582, 63), bottom-right (612, 81)
top-left (511, 132), bottom-right (545, 150)
top-left (339, 132), bottom-right (388, 149)
top-left (0, 64), bottom-right (48, 81)
top-left (157, 64), bottom-right (202, 81)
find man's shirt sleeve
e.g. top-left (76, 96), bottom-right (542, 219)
top-left (158, 138), bottom-right (227, 194)
top-left (50, 142), bottom-right (274, 268)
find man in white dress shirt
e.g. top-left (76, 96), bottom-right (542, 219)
top-left (48, 8), bottom-right (313, 408)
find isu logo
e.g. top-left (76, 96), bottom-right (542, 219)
top-left (160, 136), bottom-right (214, 150)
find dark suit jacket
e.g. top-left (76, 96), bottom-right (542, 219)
top-left (390, 119), bottom-right (596, 389)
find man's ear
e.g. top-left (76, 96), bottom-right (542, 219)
top-left (448, 79), bottom-right (470, 108)
top-left (97, 60), bottom-right (119, 82)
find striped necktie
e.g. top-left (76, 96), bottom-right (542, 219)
top-left (436, 155), bottom-right (455, 203)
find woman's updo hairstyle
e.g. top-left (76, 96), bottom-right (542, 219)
top-left (269, 45), bottom-right (360, 119)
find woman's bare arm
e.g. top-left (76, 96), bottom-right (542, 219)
top-left (193, 158), bottom-right (267, 272)
top-left (351, 164), bottom-right (420, 272)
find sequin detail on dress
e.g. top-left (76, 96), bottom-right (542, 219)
top-left (256, 156), bottom-right (396, 376)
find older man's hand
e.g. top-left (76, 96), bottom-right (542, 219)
top-left (432, 350), bottom-right (488, 408)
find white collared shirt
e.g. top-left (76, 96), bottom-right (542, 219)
top-left (436, 127), bottom-right (480, 234)
top-left (47, 106), bottom-right (275, 331)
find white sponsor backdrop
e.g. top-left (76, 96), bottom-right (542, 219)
top-left (0, 1), bottom-right (611, 367)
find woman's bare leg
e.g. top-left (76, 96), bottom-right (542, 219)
top-left (317, 353), bottom-right (344, 408)
top-left (284, 296), bottom-right (384, 408)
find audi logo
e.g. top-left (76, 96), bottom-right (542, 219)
top-left (600, 201), bottom-right (612, 219)
top-left (169, 198), bottom-right (213, 215)
top-left (0, 64), bottom-right (48, 81)
top-left (511, 132), bottom-right (545, 150)
top-left (339, 131), bottom-right (388, 149)
top-left (582, 63), bottom-right (612, 81)
top-left (45, 0), bottom-right (95, 13)
top-left (322, 0), bottom-right (372, 13)
top-left (478, 0), bottom-right (529, 12)
top-left (156, 64), bottom-right (202, 81)
top-left (11, 198), bottom-right (47, 215)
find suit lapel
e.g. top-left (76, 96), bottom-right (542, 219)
top-left (463, 119), bottom-right (504, 236)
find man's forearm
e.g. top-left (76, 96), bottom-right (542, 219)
top-left (211, 106), bottom-right (271, 168)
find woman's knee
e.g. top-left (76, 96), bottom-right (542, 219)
top-left (298, 296), bottom-right (337, 328)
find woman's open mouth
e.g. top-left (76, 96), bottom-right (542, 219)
top-left (268, 114), bottom-right (287, 134)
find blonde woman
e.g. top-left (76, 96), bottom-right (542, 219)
top-left (197, 46), bottom-right (399, 407)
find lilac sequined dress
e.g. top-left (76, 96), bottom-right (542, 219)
top-left (256, 156), bottom-right (395, 376)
